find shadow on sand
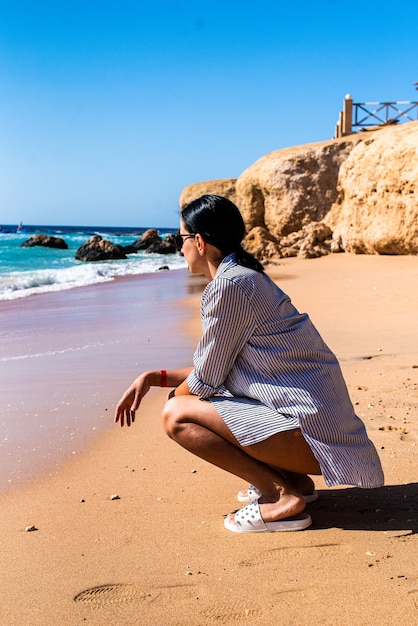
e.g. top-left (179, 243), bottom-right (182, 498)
top-left (307, 483), bottom-right (417, 535)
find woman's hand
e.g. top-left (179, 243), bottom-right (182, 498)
top-left (114, 367), bottom-right (194, 428)
top-left (114, 373), bottom-right (151, 427)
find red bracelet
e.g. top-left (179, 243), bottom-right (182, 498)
top-left (160, 369), bottom-right (167, 387)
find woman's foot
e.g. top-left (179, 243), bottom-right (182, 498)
top-left (226, 490), bottom-right (306, 528)
top-left (225, 498), bottom-right (312, 533)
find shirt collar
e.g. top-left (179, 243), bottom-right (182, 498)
top-left (214, 252), bottom-right (237, 279)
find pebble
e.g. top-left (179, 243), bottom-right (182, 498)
top-left (25, 525), bottom-right (38, 532)
top-left (110, 494), bottom-right (120, 500)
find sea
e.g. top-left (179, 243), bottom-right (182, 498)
top-left (0, 223), bottom-right (187, 301)
top-left (0, 222), bottom-right (193, 490)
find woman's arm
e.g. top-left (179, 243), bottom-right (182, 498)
top-left (186, 278), bottom-right (255, 398)
top-left (114, 366), bottom-right (193, 427)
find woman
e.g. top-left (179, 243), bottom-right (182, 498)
top-left (115, 194), bottom-right (384, 533)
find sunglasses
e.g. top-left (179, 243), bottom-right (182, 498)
top-left (174, 231), bottom-right (196, 251)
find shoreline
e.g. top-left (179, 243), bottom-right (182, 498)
top-left (1, 254), bottom-right (417, 625)
top-left (0, 268), bottom-right (198, 492)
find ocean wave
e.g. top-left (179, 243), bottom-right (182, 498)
top-left (0, 254), bottom-right (187, 301)
top-left (0, 342), bottom-right (106, 362)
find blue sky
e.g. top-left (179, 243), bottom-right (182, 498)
top-left (0, 1), bottom-right (417, 227)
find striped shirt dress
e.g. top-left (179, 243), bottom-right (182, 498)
top-left (186, 254), bottom-right (384, 489)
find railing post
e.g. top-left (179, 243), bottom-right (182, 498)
top-left (342, 94), bottom-right (353, 135)
top-left (335, 111), bottom-right (344, 138)
top-left (334, 121), bottom-right (340, 138)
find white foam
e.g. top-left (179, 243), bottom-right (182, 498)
top-left (0, 254), bottom-right (187, 300)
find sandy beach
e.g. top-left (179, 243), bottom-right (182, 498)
top-left (0, 254), bottom-right (417, 625)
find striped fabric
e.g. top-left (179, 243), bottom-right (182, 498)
top-left (210, 395), bottom-right (300, 446)
top-left (186, 254), bottom-right (384, 489)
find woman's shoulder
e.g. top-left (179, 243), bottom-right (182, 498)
top-left (219, 256), bottom-right (270, 283)
top-left (216, 257), bottom-right (252, 283)
top-left (213, 257), bottom-right (275, 300)
top-left (218, 254), bottom-right (254, 277)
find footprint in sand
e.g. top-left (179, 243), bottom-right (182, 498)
top-left (74, 583), bottom-right (148, 606)
top-left (238, 543), bottom-right (342, 568)
top-left (74, 582), bottom-right (199, 606)
top-left (202, 603), bottom-right (263, 622)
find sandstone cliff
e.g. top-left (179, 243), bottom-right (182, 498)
top-left (179, 178), bottom-right (238, 209)
top-left (179, 121), bottom-right (418, 259)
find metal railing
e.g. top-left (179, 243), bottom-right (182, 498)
top-left (353, 101), bottom-right (418, 127)
top-left (335, 94), bottom-right (418, 137)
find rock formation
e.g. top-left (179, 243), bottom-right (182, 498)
top-left (21, 234), bottom-right (68, 249)
top-left (131, 228), bottom-right (163, 251)
top-left (180, 121), bottom-right (418, 259)
top-left (75, 230), bottom-right (178, 262)
top-left (145, 234), bottom-right (177, 254)
top-left (128, 229), bottom-right (177, 254)
top-left (75, 235), bottom-right (127, 262)
top-left (326, 123), bottom-right (418, 254)
top-left (179, 178), bottom-right (238, 209)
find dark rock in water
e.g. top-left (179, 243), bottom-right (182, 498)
top-left (120, 244), bottom-right (137, 254)
top-left (157, 265), bottom-right (170, 271)
top-left (145, 237), bottom-right (177, 254)
top-left (131, 230), bottom-right (177, 254)
top-left (75, 235), bottom-right (127, 262)
top-left (21, 234), bottom-right (68, 249)
top-left (163, 233), bottom-right (177, 252)
top-left (132, 228), bottom-right (162, 251)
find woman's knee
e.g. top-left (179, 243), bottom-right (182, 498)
top-left (160, 398), bottom-right (183, 439)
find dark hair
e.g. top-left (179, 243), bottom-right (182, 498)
top-left (181, 194), bottom-right (264, 273)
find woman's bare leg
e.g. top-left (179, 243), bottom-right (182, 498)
top-left (161, 396), bottom-right (321, 523)
top-left (280, 470), bottom-right (317, 494)
top-left (238, 471), bottom-right (317, 501)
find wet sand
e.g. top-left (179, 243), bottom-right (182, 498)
top-left (0, 255), bottom-right (417, 625)
top-left (0, 269), bottom-right (198, 490)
